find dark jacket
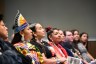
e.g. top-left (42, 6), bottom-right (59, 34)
top-left (0, 38), bottom-right (31, 64)
top-left (60, 41), bottom-right (74, 57)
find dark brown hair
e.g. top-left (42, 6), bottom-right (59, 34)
top-left (45, 27), bottom-right (59, 41)
top-left (0, 14), bottom-right (3, 21)
top-left (80, 32), bottom-right (88, 39)
top-left (71, 29), bottom-right (79, 35)
top-left (11, 32), bottom-right (22, 45)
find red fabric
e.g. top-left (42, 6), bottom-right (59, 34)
top-left (57, 44), bottom-right (68, 58)
top-left (48, 42), bottom-right (63, 57)
top-left (48, 42), bottom-right (68, 58)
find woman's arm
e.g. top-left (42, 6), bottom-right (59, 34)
top-left (87, 52), bottom-right (94, 61)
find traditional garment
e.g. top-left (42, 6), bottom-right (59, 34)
top-left (14, 10), bottom-right (29, 33)
top-left (14, 42), bottom-right (43, 64)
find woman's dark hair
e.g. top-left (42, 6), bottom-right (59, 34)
top-left (11, 24), bottom-right (22, 44)
top-left (80, 32), bottom-right (88, 39)
top-left (71, 29), bottom-right (80, 43)
top-left (80, 32), bottom-right (89, 49)
top-left (29, 23), bottom-right (37, 41)
top-left (11, 32), bottom-right (22, 45)
top-left (0, 14), bottom-right (3, 21)
top-left (71, 29), bottom-right (79, 35)
top-left (11, 25), bottom-right (32, 64)
top-left (45, 27), bottom-right (59, 42)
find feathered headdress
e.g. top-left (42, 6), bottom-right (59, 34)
top-left (14, 10), bottom-right (28, 33)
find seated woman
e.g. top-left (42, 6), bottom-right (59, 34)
top-left (46, 28), bottom-right (84, 64)
top-left (46, 28), bottom-right (68, 58)
top-left (71, 29), bottom-right (80, 49)
top-left (79, 32), bottom-right (95, 63)
top-left (59, 29), bottom-right (74, 57)
top-left (11, 11), bottom-right (42, 64)
top-left (29, 23), bottom-right (66, 64)
top-left (80, 32), bottom-right (88, 49)
top-left (72, 30), bottom-right (96, 63)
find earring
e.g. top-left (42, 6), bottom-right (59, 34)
top-left (21, 34), bottom-right (24, 42)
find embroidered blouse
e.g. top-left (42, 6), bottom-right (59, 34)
top-left (14, 42), bottom-right (43, 64)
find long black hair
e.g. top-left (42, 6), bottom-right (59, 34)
top-left (11, 32), bottom-right (22, 45)
top-left (11, 25), bottom-right (22, 45)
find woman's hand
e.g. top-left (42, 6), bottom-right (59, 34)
top-left (56, 57), bottom-right (67, 64)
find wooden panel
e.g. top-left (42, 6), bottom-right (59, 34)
top-left (87, 41), bottom-right (96, 58)
top-left (0, 0), bottom-right (5, 14)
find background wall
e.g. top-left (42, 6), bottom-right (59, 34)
top-left (88, 41), bottom-right (96, 58)
top-left (4, 0), bottom-right (96, 40)
top-left (0, 0), bottom-right (4, 14)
